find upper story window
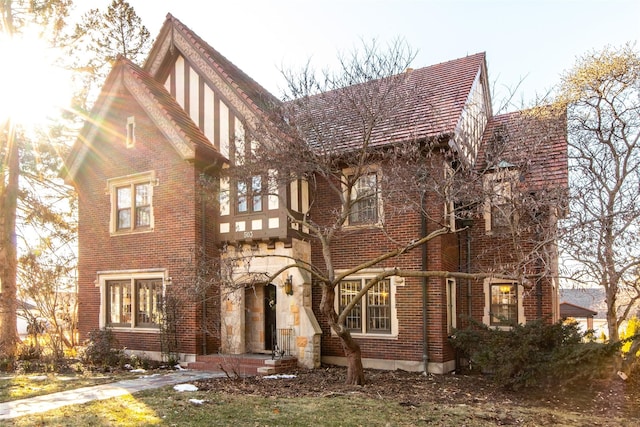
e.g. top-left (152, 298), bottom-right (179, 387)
top-left (236, 175), bottom-right (262, 214)
top-left (345, 167), bottom-right (381, 226)
top-left (108, 171), bottom-right (156, 235)
top-left (484, 168), bottom-right (518, 234)
top-left (126, 116), bottom-right (135, 148)
top-left (337, 276), bottom-right (398, 337)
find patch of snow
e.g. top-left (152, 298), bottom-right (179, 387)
top-left (124, 364), bottom-right (133, 370)
top-left (174, 364), bottom-right (187, 371)
top-left (130, 368), bottom-right (147, 373)
top-left (262, 374), bottom-right (297, 380)
top-left (174, 383), bottom-right (199, 392)
top-left (189, 398), bottom-right (206, 405)
top-left (27, 375), bottom-right (48, 381)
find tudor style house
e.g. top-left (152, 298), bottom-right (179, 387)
top-left (64, 14), bottom-right (568, 374)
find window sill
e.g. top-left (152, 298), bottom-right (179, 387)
top-left (110, 228), bottom-right (154, 237)
top-left (331, 331), bottom-right (397, 340)
top-left (106, 326), bottom-right (161, 333)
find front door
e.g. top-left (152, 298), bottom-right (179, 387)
top-left (264, 284), bottom-right (277, 351)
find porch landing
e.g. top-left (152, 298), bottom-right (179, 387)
top-left (188, 354), bottom-right (298, 376)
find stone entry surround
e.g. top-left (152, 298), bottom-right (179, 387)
top-left (219, 240), bottom-right (321, 369)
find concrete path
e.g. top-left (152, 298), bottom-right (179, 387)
top-left (0, 370), bottom-right (223, 420)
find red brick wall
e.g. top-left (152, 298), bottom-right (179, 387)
top-left (72, 85), bottom-right (218, 356)
top-left (308, 159), bottom-right (459, 365)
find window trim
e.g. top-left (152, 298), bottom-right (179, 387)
top-left (333, 271), bottom-right (400, 339)
top-left (482, 278), bottom-right (525, 330)
top-left (342, 166), bottom-right (383, 227)
top-left (107, 171), bottom-right (157, 235)
top-left (97, 269), bottom-right (167, 331)
top-left (446, 278), bottom-right (457, 335)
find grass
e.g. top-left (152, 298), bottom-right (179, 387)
top-left (7, 384), bottom-right (631, 426)
top-left (0, 371), bottom-right (140, 403)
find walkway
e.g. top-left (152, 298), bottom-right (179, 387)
top-left (0, 370), bottom-right (223, 420)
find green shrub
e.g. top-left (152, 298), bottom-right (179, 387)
top-left (450, 319), bottom-right (620, 389)
top-left (81, 329), bottom-right (126, 370)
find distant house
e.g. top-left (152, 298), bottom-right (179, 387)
top-left (560, 301), bottom-right (597, 332)
top-left (560, 288), bottom-right (608, 339)
top-left (63, 14), bottom-right (568, 374)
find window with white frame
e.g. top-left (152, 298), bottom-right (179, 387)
top-left (345, 167), bottom-right (381, 226)
top-left (337, 276), bottom-right (397, 336)
top-left (101, 272), bottom-right (165, 329)
top-left (108, 171), bottom-right (156, 234)
top-left (483, 279), bottom-right (524, 328)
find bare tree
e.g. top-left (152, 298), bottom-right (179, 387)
top-left (219, 39), bottom-right (567, 384)
top-left (557, 44), bottom-right (640, 342)
top-left (0, 0), bottom-right (72, 359)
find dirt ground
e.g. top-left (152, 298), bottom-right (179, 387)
top-left (195, 366), bottom-right (640, 419)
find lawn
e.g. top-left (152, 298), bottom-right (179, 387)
top-left (6, 367), bottom-right (639, 426)
top-left (0, 371), bottom-right (140, 403)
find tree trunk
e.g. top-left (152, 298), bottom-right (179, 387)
top-left (605, 283), bottom-right (620, 342)
top-left (0, 120), bottom-right (19, 357)
top-left (320, 283), bottom-right (366, 385)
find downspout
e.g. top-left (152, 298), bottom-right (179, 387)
top-left (466, 226), bottom-right (472, 318)
top-left (421, 191), bottom-right (429, 374)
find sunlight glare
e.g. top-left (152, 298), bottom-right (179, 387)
top-left (0, 28), bottom-right (72, 126)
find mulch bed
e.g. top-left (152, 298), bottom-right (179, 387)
top-left (194, 366), bottom-right (640, 418)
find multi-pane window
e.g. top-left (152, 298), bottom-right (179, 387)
top-left (116, 183), bottom-right (151, 230)
top-left (490, 283), bottom-right (517, 326)
top-left (136, 279), bottom-right (163, 327)
top-left (106, 278), bottom-right (163, 328)
top-left (339, 278), bottom-right (391, 334)
top-left (107, 280), bottom-right (132, 327)
top-left (349, 172), bottom-right (379, 225)
top-left (109, 172), bottom-right (155, 234)
top-left (236, 176), bottom-right (262, 213)
top-left (484, 170), bottom-right (518, 234)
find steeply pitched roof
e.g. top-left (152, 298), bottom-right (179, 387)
top-left (145, 14), bottom-right (280, 118)
top-left (64, 57), bottom-right (220, 182)
top-left (292, 53), bottom-right (487, 152)
top-left (477, 107), bottom-right (568, 191)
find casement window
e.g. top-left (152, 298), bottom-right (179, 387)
top-left (108, 171), bottom-right (156, 234)
top-left (483, 279), bottom-right (525, 329)
top-left (484, 169), bottom-right (518, 234)
top-left (336, 275), bottom-right (399, 337)
top-left (344, 167), bottom-right (382, 226)
top-left (236, 175), bottom-right (263, 213)
top-left (100, 271), bottom-right (166, 330)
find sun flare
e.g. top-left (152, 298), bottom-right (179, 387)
top-left (0, 29), bottom-right (72, 127)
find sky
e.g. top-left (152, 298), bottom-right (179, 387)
top-left (74, 0), bottom-right (640, 111)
